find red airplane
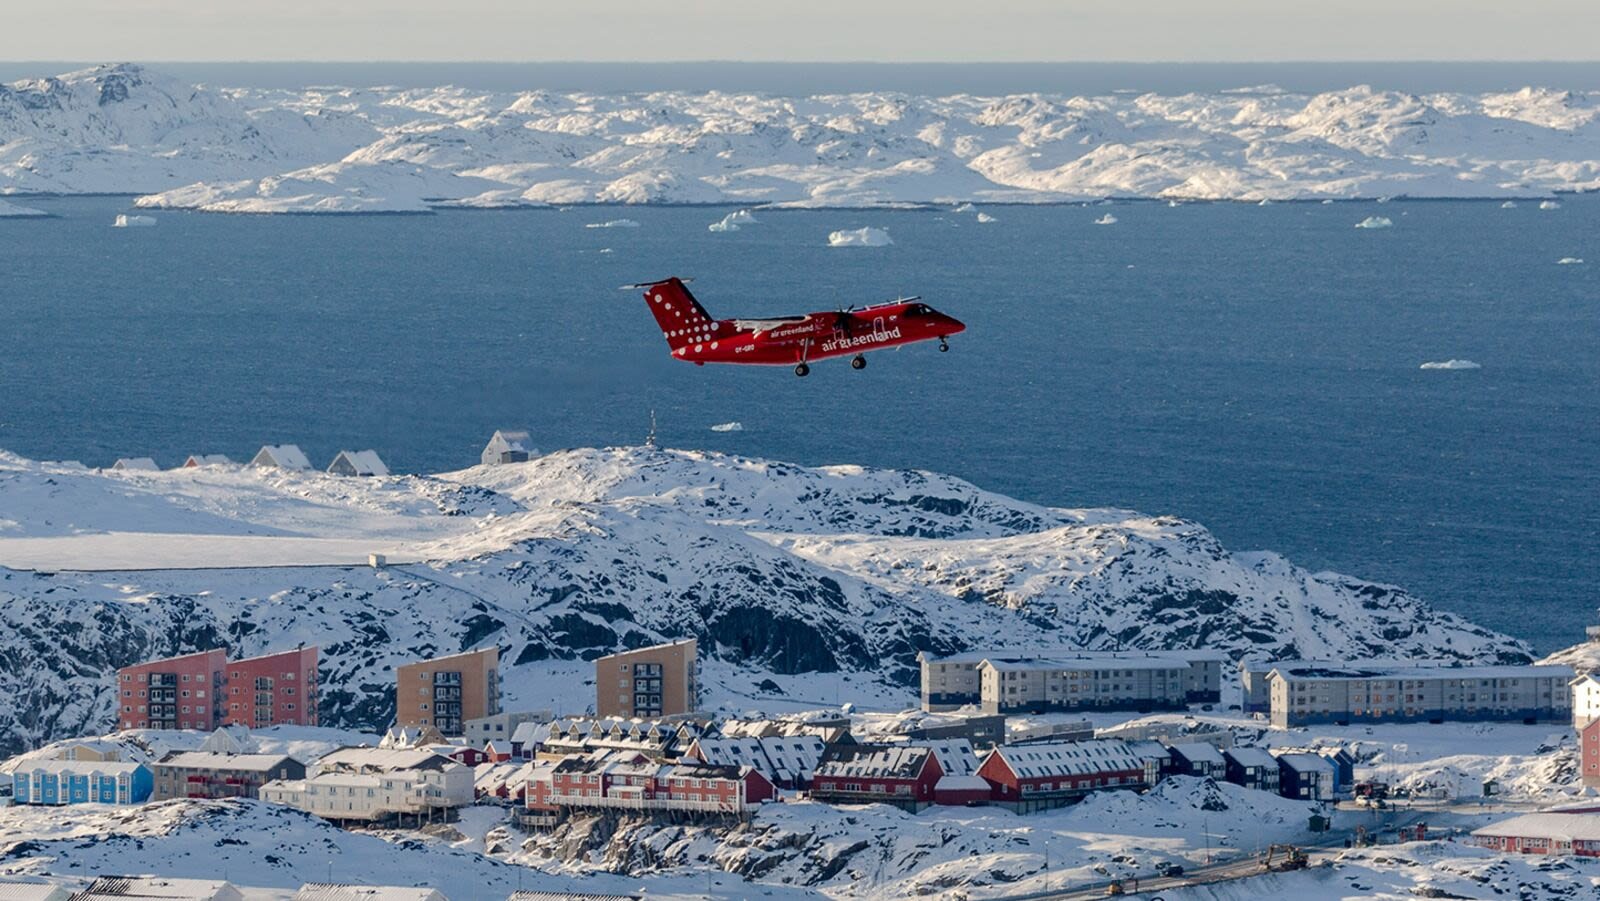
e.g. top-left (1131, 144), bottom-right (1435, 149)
top-left (628, 277), bottom-right (965, 376)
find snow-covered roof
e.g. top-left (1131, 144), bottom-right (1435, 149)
top-left (252, 444), bottom-right (312, 470)
top-left (1223, 747), bottom-right (1278, 769)
top-left (488, 430), bottom-right (532, 450)
top-left (507, 892), bottom-right (641, 901)
top-left (1124, 740), bottom-right (1172, 760)
top-left (908, 739), bottom-right (978, 776)
top-left (15, 759), bottom-right (144, 776)
top-left (1269, 663), bottom-right (1575, 683)
top-left (75, 877), bottom-right (242, 901)
top-left (0, 884), bottom-right (69, 901)
top-left (817, 745), bottom-right (935, 780)
top-left (935, 774), bottom-right (992, 792)
top-left (293, 886), bottom-right (447, 901)
top-left (511, 721), bottom-right (552, 746)
top-left (156, 751), bottom-right (296, 772)
top-left (315, 747), bottom-right (460, 774)
top-left (183, 454), bottom-right (233, 467)
top-left (330, 449), bottom-right (389, 476)
top-left (1170, 742), bottom-right (1226, 764)
top-left (1473, 813), bottom-right (1600, 843)
top-left (983, 655), bottom-right (1192, 673)
top-left (110, 457), bottom-right (159, 472)
top-left (992, 740), bottom-right (1144, 780)
top-left (925, 648), bottom-right (1227, 665)
top-left (1274, 752), bottom-right (1336, 774)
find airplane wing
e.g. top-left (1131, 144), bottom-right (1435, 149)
top-left (732, 316), bottom-right (810, 332)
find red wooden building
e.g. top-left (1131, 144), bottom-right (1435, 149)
top-left (1473, 813), bottom-right (1600, 856)
top-left (977, 739), bottom-right (1150, 812)
top-left (809, 744), bottom-right (945, 811)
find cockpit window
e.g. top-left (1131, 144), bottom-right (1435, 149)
top-left (905, 303), bottom-right (931, 316)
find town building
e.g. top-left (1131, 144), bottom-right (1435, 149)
top-left (222, 646), bottom-right (319, 728)
top-left (110, 457), bottom-right (159, 472)
top-left (717, 715), bottom-right (854, 748)
top-left (481, 430), bottom-right (534, 466)
top-left (1125, 740), bottom-right (1175, 778)
top-left (1168, 742), bottom-right (1227, 779)
top-left (116, 648), bottom-right (228, 731)
top-left (1573, 674), bottom-right (1600, 788)
top-left (71, 877), bottom-right (243, 901)
top-left (10, 760), bottom-right (152, 805)
top-left (540, 716), bottom-right (712, 761)
top-left (181, 454), bottom-right (233, 468)
top-left (918, 649), bottom-right (1224, 714)
top-left (464, 710), bottom-right (550, 748)
top-left (55, 740), bottom-right (123, 762)
top-left (1266, 663), bottom-right (1575, 728)
top-left (1274, 752), bottom-right (1336, 801)
top-left (251, 444), bottom-right (313, 470)
top-left (0, 772), bottom-right (13, 807)
top-left (395, 647), bottom-right (501, 736)
top-left (527, 749), bottom-right (775, 818)
top-left (810, 744), bottom-right (945, 811)
top-left (683, 734), bottom-right (827, 790)
top-left (510, 720), bottom-right (554, 759)
top-left (151, 751), bottom-right (305, 801)
top-left (1239, 657), bottom-right (1455, 714)
top-left (0, 882), bottom-right (65, 901)
top-left (259, 748), bottom-right (473, 822)
top-left (595, 639), bottom-right (698, 719)
top-left (327, 450), bottom-right (389, 477)
top-left (1223, 747), bottom-right (1281, 794)
top-left (507, 893), bottom-right (637, 901)
top-left (1472, 813), bottom-right (1600, 856)
top-left (1008, 720), bottom-right (1095, 746)
top-left (975, 740), bottom-right (1150, 813)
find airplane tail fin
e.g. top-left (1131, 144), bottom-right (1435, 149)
top-left (633, 277), bottom-right (717, 352)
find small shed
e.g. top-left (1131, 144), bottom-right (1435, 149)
top-left (251, 444), bottom-right (312, 470)
top-left (934, 773), bottom-right (992, 806)
top-left (110, 457), bottom-right (159, 472)
top-left (481, 430), bottom-right (533, 466)
top-left (327, 449), bottom-right (389, 477)
top-left (182, 454), bottom-right (233, 468)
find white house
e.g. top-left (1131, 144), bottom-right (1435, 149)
top-left (110, 457), bottom-right (159, 472)
top-left (260, 747), bottom-right (473, 821)
top-left (1573, 674), bottom-right (1600, 728)
top-left (181, 454), bottom-right (233, 468)
top-left (481, 430), bottom-right (533, 466)
top-left (327, 450), bottom-right (389, 477)
top-left (252, 444), bottom-right (313, 470)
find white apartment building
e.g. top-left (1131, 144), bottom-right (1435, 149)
top-left (1266, 663), bottom-right (1575, 728)
top-left (920, 649), bottom-right (1224, 713)
top-left (259, 748), bottom-right (473, 822)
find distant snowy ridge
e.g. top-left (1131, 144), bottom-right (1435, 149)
top-left (2, 65), bottom-right (1599, 212)
top-left (0, 446), bottom-right (1527, 754)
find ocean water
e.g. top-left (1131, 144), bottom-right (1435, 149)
top-left (2, 196), bottom-right (1597, 653)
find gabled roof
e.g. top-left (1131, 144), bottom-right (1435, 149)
top-left (110, 458), bottom-right (159, 472)
top-left (18, 759), bottom-right (145, 776)
top-left (488, 430), bottom-right (532, 450)
top-left (293, 886), bottom-right (446, 901)
top-left (316, 747), bottom-right (461, 774)
top-left (1472, 812), bottom-right (1600, 843)
top-left (252, 444), bottom-right (312, 470)
top-left (1274, 752), bottom-right (1336, 774)
top-left (73, 877), bottom-right (242, 901)
top-left (510, 721), bottom-right (552, 746)
top-left (817, 744), bottom-right (935, 780)
top-left (1169, 742), bottom-right (1226, 765)
top-left (0, 884), bottom-right (69, 901)
top-left (183, 454), bottom-right (233, 467)
top-left (329, 449), bottom-right (389, 476)
top-left (156, 751), bottom-right (297, 772)
top-left (1223, 747), bottom-right (1278, 769)
top-left (991, 739), bottom-right (1145, 780)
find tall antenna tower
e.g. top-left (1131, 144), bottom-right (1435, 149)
top-left (644, 409), bottom-right (657, 448)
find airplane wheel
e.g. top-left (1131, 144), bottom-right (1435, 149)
top-left (938, 339), bottom-right (950, 352)
top-left (795, 363), bottom-right (810, 377)
top-left (851, 355), bottom-right (867, 370)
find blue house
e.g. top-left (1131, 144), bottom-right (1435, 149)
top-left (12, 760), bottom-right (152, 806)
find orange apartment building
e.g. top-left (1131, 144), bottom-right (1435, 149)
top-left (395, 647), bottom-right (501, 735)
top-left (116, 646), bottom-right (318, 731)
top-left (595, 638), bottom-right (698, 719)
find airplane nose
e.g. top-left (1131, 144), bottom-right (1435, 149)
top-left (943, 313), bottom-right (967, 334)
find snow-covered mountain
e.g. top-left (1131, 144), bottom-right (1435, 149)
top-left (2, 64), bottom-right (1598, 211)
top-left (0, 446), bottom-right (1526, 755)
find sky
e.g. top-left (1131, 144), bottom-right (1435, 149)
top-left (6, 0), bottom-right (1599, 62)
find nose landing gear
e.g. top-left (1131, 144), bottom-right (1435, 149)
top-left (851, 354), bottom-right (867, 370)
top-left (938, 337), bottom-right (950, 352)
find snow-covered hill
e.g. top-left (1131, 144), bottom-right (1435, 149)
top-left (0, 446), bottom-right (1526, 754)
top-left (2, 64), bottom-right (1598, 211)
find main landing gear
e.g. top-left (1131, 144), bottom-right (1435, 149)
top-left (851, 354), bottom-right (867, 370)
top-left (794, 362), bottom-right (810, 377)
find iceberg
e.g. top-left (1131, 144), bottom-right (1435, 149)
top-left (708, 209), bottom-right (758, 232)
top-left (1355, 216), bottom-right (1393, 229)
top-left (1557, 257), bottom-right (1584, 265)
top-left (1095, 213), bottom-right (1117, 225)
top-left (1420, 359), bottom-right (1483, 370)
top-left (1501, 201), bottom-right (1518, 208)
top-left (710, 422), bottom-right (744, 433)
top-left (112, 214), bottom-right (157, 227)
top-left (0, 198), bottom-right (47, 217)
top-left (976, 212), bottom-right (997, 223)
top-left (1539, 200), bottom-right (1562, 210)
top-left (586, 219), bottom-right (639, 229)
top-left (827, 226), bottom-right (892, 247)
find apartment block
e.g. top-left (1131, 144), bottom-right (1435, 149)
top-left (595, 639), bottom-right (698, 719)
top-left (152, 751), bottom-right (306, 801)
top-left (259, 747), bottom-right (474, 821)
top-left (223, 647), bottom-right (319, 729)
top-left (115, 649), bottom-right (227, 731)
top-left (1266, 663), bottom-right (1575, 728)
top-left (919, 649), bottom-right (1224, 713)
top-left (395, 647), bottom-right (501, 736)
